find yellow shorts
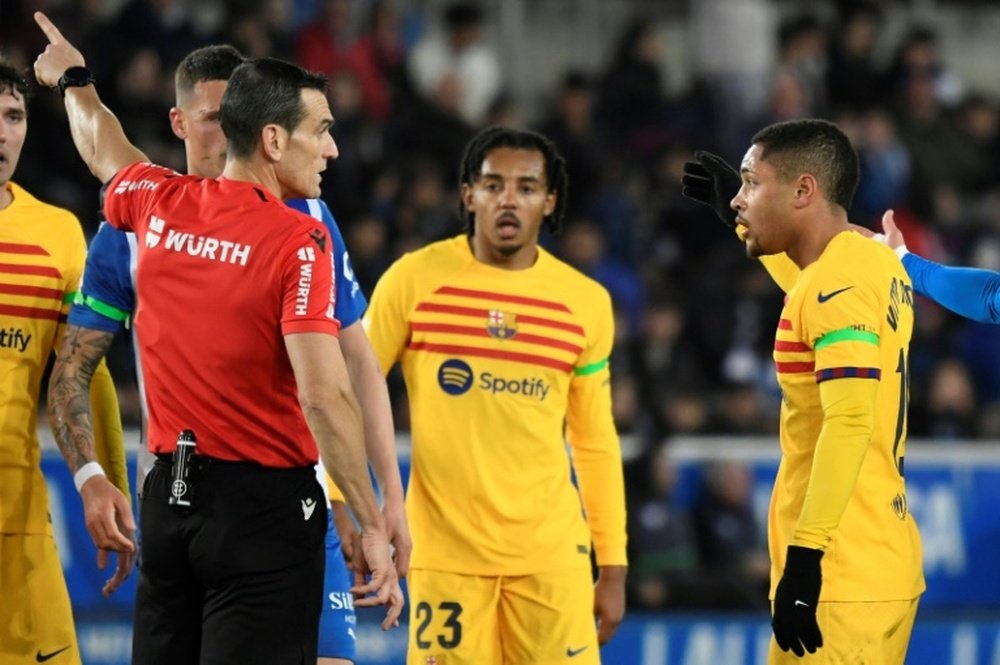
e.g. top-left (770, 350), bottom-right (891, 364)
top-left (769, 598), bottom-right (919, 665)
top-left (0, 531), bottom-right (81, 664)
top-left (407, 567), bottom-right (600, 665)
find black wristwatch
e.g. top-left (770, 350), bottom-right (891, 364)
top-left (57, 66), bottom-right (95, 97)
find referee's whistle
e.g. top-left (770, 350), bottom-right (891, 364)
top-left (168, 429), bottom-right (197, 508)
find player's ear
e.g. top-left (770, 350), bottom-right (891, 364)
top-left (168, 107), bottom-right (187, 140)
top-left (543, 191), bottom-right (556, 217)
top-left (793, 173), bottom-right (817, 209)
top-left (260, 124), bottom-right (286, 162)
top-left (460, 183), bottom-right (475, 211)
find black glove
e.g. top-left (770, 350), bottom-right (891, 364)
top-left (772, 545), bottom-right (824, 657)
top-left (680, 150), bottom-right (742, 229)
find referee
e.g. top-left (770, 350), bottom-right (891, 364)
top-left (35, 12), bottom-right (402, 665)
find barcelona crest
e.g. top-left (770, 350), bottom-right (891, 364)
top-left (486, 309), bottom-right (518, 340)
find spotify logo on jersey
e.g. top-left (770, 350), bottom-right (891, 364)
top-left (438, 359), bottom-right (474, 395)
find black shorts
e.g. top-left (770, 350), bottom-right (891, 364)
top-left (133, 457), bottom-right (328, 665)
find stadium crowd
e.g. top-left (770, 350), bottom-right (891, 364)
top-left (4, 0), bottom-right (999, 613)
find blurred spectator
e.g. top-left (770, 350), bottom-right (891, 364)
top-left (717, 265), bottom-right (784, 391)
top-left (692, 461), bottom-right (770, 610)
top-left (774, 13), bottom-right (828, 116)
top-left (956, 94), bottom-right (1000, 195)
top-left (885, 26), bottom-right (964, 108)
top-left (692, 0), bottom-right (777, 161)
top-left (826, 2), bottom-right (885, 112)
top-left (852, 108), bottom-right (912, 224)
top-left (612, 374), bottom-right (658, 438)
top-left (894, 70), bottom-right (980, 218)
top-left (295, 0), bottom-right (356, 74)
top-left (537, 71), bottom-right (603, 218)
top-left (407, 1), bottom-right (501, 126)
top-left (714, 382), bottom-right (773, 435)
top-left (112, 48), bottom-right (177, 168)
top-left (657, 388), bottom-right (716, 437)
top-left (910, 358), bottom-right (978, 439)
top-left (349, 1), bottom-right (407, 122)
top-left (595, 17), bottom-right (669, 158)
top-left (958, 321), bottom-right (1000, 408)
top-left (560, 220), bottom-right (645, 336)
top-left (226, 1), bottom-right (293, 60)
top-left (110, 0), bottom-right (203, 72)
top-left (624, 445), bottom-right (701, 611)
top-left (345, 214), bottom-right (392, 296)
top-left (296, 0), bottom-right (401, 122)
top-left (632, 293), bottom-right (706, 405)
top-left (389, 158), bottom-right (454, 248)
top-left (748, 66), bottom-right (810, 135)
top-left (321, 70), bottom-right (385, 220)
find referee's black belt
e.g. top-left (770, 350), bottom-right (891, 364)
top-left (153, 453), bottom-right (259, 471)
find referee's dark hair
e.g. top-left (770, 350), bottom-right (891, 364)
top-left (0, 56), bottom-right (31, 108)
top-left (458, 127), bottom-right (569, 236)
top-left (221, 58), bottom-right (328, 159)
top-left (175, 44), bottom-right (246, 98)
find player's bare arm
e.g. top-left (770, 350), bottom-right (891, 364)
top-left (32, 12), bottom-right (146, 183)
top-left (48, 324), bottom-right (136, 595)
top-left (339, 321), bottom-right (412, 577)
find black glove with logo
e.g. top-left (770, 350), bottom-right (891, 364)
top-left (772, 545), bottom-right (824, 657)
top-left (680, 150), bottom-right (742, 229)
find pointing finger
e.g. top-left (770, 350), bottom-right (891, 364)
top-left (33, 11), bottom-right (65, 44)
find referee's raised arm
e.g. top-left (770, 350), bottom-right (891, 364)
top-left (32, 11), bottom-right (146, 184)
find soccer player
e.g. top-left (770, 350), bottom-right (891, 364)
top-left (684, 120), bottom-right (925, 663)
top-left (34, 13), bottom-right (401, 664)
top-left (55, 44), bottom-right (409, 665)
top-left (363, 127), bottom-right (628, 664)
top-left (874, 208), bottom-right (1000, 324)
top-left (0, 56), bottom-right (131, 665)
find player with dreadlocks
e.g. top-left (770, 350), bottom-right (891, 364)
top-left (364, 126), bottom-right (628, 664)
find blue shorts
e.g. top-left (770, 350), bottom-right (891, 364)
top-left (318, 510), bottom-right (357, 661)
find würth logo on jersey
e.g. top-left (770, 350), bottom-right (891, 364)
top-left (147, 222), bottom-right (252, 266)
top-left (295, 246), bottom-right (315, 315)
top-left (145, 215), bottom-right (165, 248)
top-left (114, 178), bottom-right (159, 195)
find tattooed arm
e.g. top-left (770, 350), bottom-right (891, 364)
top-left (48, 324), bottom-right (137, 596)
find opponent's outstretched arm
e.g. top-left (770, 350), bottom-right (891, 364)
top-left (879, 210), bottom-right (1000, 324)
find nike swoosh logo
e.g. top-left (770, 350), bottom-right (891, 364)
top-left (36, 647), bottom-right (71, 662)
top-left (567, 645), bottom-right (589, 657)
top-left (794, 600), bottom-right (810, 608)
top-left (817, 286), bottom-right (854, 303)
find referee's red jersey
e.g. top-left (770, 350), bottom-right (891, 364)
top-left (103, 162), bottom-right (340, 467)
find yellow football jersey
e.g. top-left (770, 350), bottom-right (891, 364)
top-left (364, 235), bottom-right (627, 575)
top-left (0, 182), bottom-right (89, 533)
top-left (770, 231), bottom-right (924, 601)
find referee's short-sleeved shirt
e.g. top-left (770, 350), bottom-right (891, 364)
top-left (103, 162), bottom-right (339, 467)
